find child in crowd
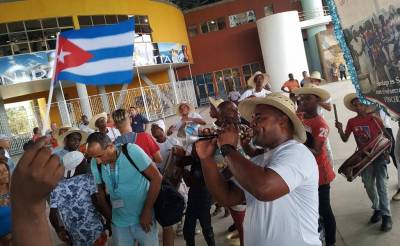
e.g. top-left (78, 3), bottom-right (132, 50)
top-left (335, 93), bottom-right (393, 232)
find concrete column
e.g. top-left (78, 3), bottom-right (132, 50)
top-left (54, 88), bottom-right (71, 126)
top-left (301, 0), bottom-right (326, 72)
top-left (257, 11), bottom-right (309, 92)
top-left (76, 83), bottom-right (92, 118)
top-left (98, 86), bottom-right (110, 112)
top-left (0, 100), bottom-right (11, 135)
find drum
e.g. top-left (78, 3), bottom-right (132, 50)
top-left (338, 133), bottom-right (391, 182)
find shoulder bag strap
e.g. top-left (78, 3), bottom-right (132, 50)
top-left (121, 143), bottom-right (150, 181)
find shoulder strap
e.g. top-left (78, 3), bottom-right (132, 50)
top-left (121, 144), bottom-right (150, 181)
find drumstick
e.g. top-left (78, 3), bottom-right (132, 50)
top-left (333, 104), bottom-right (339, 122)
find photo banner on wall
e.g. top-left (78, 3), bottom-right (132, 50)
top-left (329, 0), bottom-right (400, 117)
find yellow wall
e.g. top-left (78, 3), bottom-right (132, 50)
top-left (0, 0), bottom-right (191, 98)
top-left (0, 0), bottom-right (191, 55)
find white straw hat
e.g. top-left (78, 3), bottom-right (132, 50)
top-left (89, 112), bottom-right (107, 130)
top-left (62, 151), bottom-right (85, 178)
top-left (247, 71), bottom-right (270, 88)
top-left (293, 84), bottom-right (331, 101)
top-left (238, 92), bottom-right (306, 143)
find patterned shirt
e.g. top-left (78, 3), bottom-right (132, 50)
top-left (50, 174), bottom-right (104, 246)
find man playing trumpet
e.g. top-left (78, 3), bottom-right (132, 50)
top-left (195, 93), bottom-right (321, 246)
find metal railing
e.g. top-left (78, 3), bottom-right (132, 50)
top-left (298, 6), bottom-right (330, 22)
top-left (8, 80), bottom-right (197, 155)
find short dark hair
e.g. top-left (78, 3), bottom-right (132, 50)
top-left (112, 109), bottom-right (129, 128)
top-left (33, 127), bottom-right (39, 134)
top-left (87, 132), bottom-right (112, 149)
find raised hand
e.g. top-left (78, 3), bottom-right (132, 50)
top-left (195, 138), bottom-right (218, 160)
top-left (11, 137), bottom-right (64, 206)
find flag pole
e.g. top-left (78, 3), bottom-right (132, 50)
top-left (136, 66), bottom-right (150, 121)
top-left (58, 80), bottom-right (72, 126)
top-left (42, 34), bottom-right (60, 135)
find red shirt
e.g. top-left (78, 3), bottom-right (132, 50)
top-left (135, 132), bottom-right (160, 158)
top-left (345, 114), bottom-right (384, 149)
top-left (302, 115), bottom-right (336, 185)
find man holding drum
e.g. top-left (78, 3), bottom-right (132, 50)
top-left (335, 93), bottom-right (393, 232)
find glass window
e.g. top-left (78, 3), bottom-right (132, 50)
top-left (42, 18), bottom-right (58, 28)
top-left (200, 22), bottom-right (208, 33)
top-left (195, 75), bottom-right (205, 85)
top-left (0, 24), bottom-right (7, 34)
top-left (47, 39), bottom-right (56, 49)
top-left (117, 15), bottom-right (128, 22)
top-left (58, 17), bottom-right (73, 27)
top-left (105, 15), bottom-right (118, 24)
top-left (0, 34), bottom-right (10, 45)
top-left (140, 25), bottom-right (152, 33)
top-left (223, 69), bottom-right (232, 77)
top-left (92, 15), bottom-right (106, 25)
top-left (251, 63), bottom-right (261, 74)
top-left (44, 29), bottom-right (59, 39)
top-left (30, 41), bottom-right (46, 52)
top-left (208, 20), bottom-right (218, 32)
top-left (242, 65), bottom-right (251, 76)
top-left (27, 30), bottom-right (44, 41)
top-left (264, 4), bottom-right (274, 17)
top-left (0, 45), bottom-right (12, 56)
top-left (188, 25), bottom-right (198, 37)
top-left (9, 32), bottom-right (28, 42)
top-left (217, 17), bottom-right (226, 30)
top-left (8, 21), bottom-right (25, 32)
top-left (229, 10), bottom-right (256, 27)
top-left (25, 20), bottom-right (41, 30)
top-left (12, 42), bottom-right (30, 54)
top-left (78, 16), bottom-right (92, 26)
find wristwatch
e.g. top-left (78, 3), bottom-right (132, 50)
top-left (220, 144), bottom-right (236, 157)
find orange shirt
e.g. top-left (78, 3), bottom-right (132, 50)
top-left (282, 79), bottom-right (300, 92)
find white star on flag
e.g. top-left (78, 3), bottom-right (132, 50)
top-left (58, 49), bottom-right (71, 63)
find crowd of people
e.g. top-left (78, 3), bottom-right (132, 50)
top-left (0, 70), bottom-right (399, 246)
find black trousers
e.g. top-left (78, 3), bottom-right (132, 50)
top-left (183, 187), bottom-right (215, 246)
top-left (319, 184), bottom-right (336, 245)
top-left (340, 71), bottom-right (347, 80)
top-left (386, 128), bottom-right (398, 168)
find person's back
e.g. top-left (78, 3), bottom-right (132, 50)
top-left (243, 140), bottom-right (320, 246)
top-left (50, 173), bottom-right (104, 245)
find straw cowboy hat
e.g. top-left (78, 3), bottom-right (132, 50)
top-left (247, 71), bottom-right (270, 88)
top-left (309, 71), bottom-right (325, 82)
top-left (209, 97), bottom-right (224, 109)
top-left (293, 84), bottom-right (331, 101)
top-left (57, 127), bottom-right (88, 147)
top-left (89, 112), bottom-right (108, 130)
top-left (238, 92), bottom-right (306, 143)
top-left (176, 101), bottom-right (194, 116)
top-left (344, 93), bottom-right (359, 112)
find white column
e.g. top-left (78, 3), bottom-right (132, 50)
top-left (98, 86), bottom-right (110, 112)
top-left (257, 11), bottom-right (309, 92)
top-left (76, 83), bottom-right (92, 118)
top-left (54, 88), bottom-right (71, 126)
top-left (0, 100), bottom-right (11, 135)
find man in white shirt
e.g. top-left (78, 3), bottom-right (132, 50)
top-left (89, 112), bottom-right (120, 143)
top-left (195, 93), bottom-right (321, 246)
top-left (239, 71), bottom-right (271, 102)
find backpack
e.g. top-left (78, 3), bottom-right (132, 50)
top-left (97, 144), bottom-right (185, 227)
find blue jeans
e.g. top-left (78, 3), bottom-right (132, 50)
top-left (112, 222), bottom-right (159, 246)
top-left (361, 155), bottom-right (391, 216)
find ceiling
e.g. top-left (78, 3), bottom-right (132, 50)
top-left (167, 0), bottom-right (222, 10)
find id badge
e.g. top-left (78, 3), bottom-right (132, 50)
top-left (112, 199), bottom-right (124, 208)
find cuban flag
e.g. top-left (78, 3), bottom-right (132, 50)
top-left (54, 19), bottom-right (135, 85)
